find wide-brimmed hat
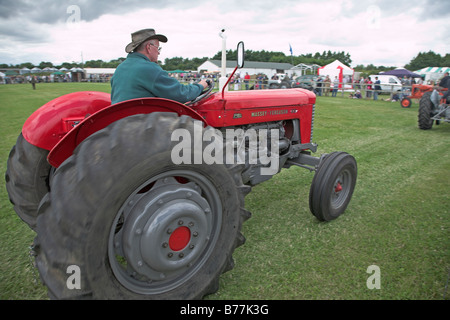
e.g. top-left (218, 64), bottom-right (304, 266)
top-left (125, 29), bottom-right (168, 53)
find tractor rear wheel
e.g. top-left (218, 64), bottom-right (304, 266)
top-left (309, 152), bottom-right (357, 221)
top-left (5, 134), bottom-right (52, 229)
top-left (418, 92), bottom-right (434, 130)
top-left (34, 112), bottom-right (250, 299)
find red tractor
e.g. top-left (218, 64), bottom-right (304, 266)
top-left (5, 42), bottom-right (357, 299)
top-left (401, 84), bottom-right (434, 108)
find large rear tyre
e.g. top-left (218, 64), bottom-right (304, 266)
top-left (34, 112), bottom-right (250, 299)
top-left (309, 152), bottom-right (357, 222)
top-left (418, 92), bottom-right (434, 130)
top-left (5, 133), bottom-right (51, 229)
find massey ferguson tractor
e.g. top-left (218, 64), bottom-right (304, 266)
top-left (5, 42), bottom-right (357, 299)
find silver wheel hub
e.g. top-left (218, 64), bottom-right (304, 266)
top-left (120, 177), bottom-right (212, 281)
top-left (109, 171), bottom-right (222, 295)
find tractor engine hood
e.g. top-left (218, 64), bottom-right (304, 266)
top-left (194, 88), bottom-right (316, 127)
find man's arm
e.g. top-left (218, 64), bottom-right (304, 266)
top-left (151, 70), bottom-right (208, 103)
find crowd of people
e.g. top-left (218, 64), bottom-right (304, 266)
top-left (314, 75), bottom-right (427, 101)
top-left (2, 66), bottom-right (444, 104)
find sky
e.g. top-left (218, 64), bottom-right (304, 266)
top-left (0, 0), bottom-right (449, 68)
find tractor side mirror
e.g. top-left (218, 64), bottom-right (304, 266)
top-left (237, 41), bottom-right (245, 68)
top-left (221, 41), bottom-right (245, 99)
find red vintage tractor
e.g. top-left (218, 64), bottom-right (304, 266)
top-left (400, 84), bottom-right (434, 108)
top-left (5, 42), bottom-right (357, 299)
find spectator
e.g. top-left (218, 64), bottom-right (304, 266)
top-left (373, 76), bottom-right (381, 100)
top-left (244, 72), bottom-right (251, 90)
top-left (31, 76), bottom-right (36, 90)
top-left (366, 78), bottom-right (373, 98)
top-left (332, 76), bottom-right (339, 97)
top-left (316, 77), bottom-right (323, 96)
top-left (323, 76), bottom-right (331, 96)
top-left (417, 76), bottom-right (424, 85)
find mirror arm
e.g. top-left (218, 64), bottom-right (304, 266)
top-left (222, 65), bottom-right (239, 99)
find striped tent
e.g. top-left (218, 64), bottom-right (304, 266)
top-left (414, 66), bottom-right (450, 83)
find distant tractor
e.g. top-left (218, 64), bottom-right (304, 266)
top-left (401, 84), bottom-right (434, 108)
top-left (418, 88), bottom-right (449, 129)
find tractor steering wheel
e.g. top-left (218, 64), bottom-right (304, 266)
top-left (186, 79), bottom-right (214, 106)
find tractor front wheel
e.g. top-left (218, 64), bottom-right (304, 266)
top-left (401, 97), bottom-right (412, 108)
top-left (309, 152), bottom-right (357, 221)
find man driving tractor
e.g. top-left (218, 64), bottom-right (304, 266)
top-left (111, 28), bottom-right (208, 104)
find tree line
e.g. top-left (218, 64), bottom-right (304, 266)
top-left (1, 50), bottom-right (447, 74)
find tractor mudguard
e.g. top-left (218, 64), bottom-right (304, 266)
top-left (21, 91), bottom-right (207, 168)
top-left (22, 91), bottom-right (112, 151)
top-left (430, 89), bottom-right (441, 108)
top-left (47, 96), bottom-right (207, 168)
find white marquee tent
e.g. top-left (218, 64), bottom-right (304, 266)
top-left (317, 60), bottom-right (354, 88)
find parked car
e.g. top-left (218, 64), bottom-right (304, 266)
top-left (369, 75), bottom-right (402, 93)
top-left (268, 73), bottom-right (292, 89)
top-left (292, 75), bottom-right (325, 92)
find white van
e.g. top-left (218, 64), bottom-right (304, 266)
top-left (369, 75), bottom-right (402, 92)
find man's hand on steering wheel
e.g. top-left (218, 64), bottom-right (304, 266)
top-left (186, 79), bottom-right (214, 105)
top-left (198, 79), bottom-right (209, 90)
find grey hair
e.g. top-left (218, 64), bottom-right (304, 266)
top-left (135, 39), bottom-right (156, 52)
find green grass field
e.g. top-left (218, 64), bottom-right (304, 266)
top-left (0, 82), bottom-right (448, 300)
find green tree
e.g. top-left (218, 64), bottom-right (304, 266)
top-left (405, 51), bottom-right (443, 70)
top-left (38, 61), bottom-right (54, 69)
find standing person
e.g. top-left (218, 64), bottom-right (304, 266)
top-left (244, 72), bottom-right (251, 90)
top-left (111, 28), bottom-right (208, 105)
top-left (366, 78), bottom-right (373, 99)
top-left (31, 76), bottom-right (36, 90)
top-left (263, 74), bottom-right (268, 89)
top-left (374, 76), bottom-right (381, 100)
top-left (324, 75), bottom-right (331, 96)
top-left (417, 76), bottom-right (424, 85)
top-left (332, 76), bottom-right (339, 97)
top-left (257, 74), bottom-right (263, 90)
top-left (316, 76), bottom-right (323, 96)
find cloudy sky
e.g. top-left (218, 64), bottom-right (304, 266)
top-left (0, 0), bottom-right (449, 68)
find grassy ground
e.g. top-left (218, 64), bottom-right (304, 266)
top-left (0, 83), bottom-right (448, 300)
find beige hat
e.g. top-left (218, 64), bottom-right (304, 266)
top-left (125, 29), bottom-right (168, 53)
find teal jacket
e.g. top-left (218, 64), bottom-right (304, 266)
top-left (110, 52), bottom-right (203, 104)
